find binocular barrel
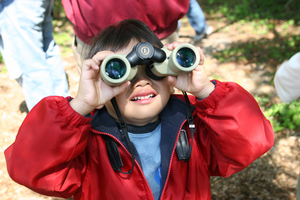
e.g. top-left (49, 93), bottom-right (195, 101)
top-left (100, 42), bottom-right (200, 86)
top-left (100, 54), bottom-right (138, 86)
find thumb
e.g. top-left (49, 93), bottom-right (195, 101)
top-left (167, 75), bottom-right (177, 86)
top-left (111, 81), bottom-right (130, 96)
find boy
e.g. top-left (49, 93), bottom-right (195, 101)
top-left (5, 19), bottom-right (274, 200)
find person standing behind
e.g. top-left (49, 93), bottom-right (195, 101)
top-left (61, 0), bottom-right (190, 72)
top-left (178, 0), bottom-right (214, 42)
top-left (0, 0), bottom-right (70, 111)
top-left (274, 52), bottom-right (300, 200)
top-left (274, 52), bottom-right (300, 102)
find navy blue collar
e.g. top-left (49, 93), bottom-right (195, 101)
top-left (127, 120), bottom-right (161, 134)
top-left (90, 95), bottom-right (195, 189)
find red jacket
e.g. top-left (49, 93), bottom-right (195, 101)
top-left (5, 81), bottom-right (274, 200)
top-left (62, 0), bottom-right (190, 44)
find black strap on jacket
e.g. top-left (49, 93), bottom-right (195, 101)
top-left (103, 135), bottom-right (123, 171)
top-left (175, 91), bottom-right (195, 162)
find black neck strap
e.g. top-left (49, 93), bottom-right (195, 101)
top-left (182, 91), bottom-right (195, 162)
top-left (111, 97), bottom-right (135, 174)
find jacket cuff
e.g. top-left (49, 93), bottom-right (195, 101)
top-left (196, 80), bottom-right (226, 109)
top-left (58, 97), bottom-right (92, 127)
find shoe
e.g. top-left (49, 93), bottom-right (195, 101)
top-left (205, 25), bottom-right (214, 36)
top-left (193, 32), bottom-right (205, 41)
top-left (193, 25), bottom-right (213, 41)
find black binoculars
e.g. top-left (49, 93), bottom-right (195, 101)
top-left (100, 42), bottom-right (200, 86)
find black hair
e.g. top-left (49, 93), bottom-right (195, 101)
top-left (85, 19), bottom-right (163, 59)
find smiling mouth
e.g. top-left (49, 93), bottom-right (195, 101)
top-left (131, 94), bottom-right (156, 101)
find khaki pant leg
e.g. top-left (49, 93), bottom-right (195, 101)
top-left (160, 30), bottom-right (179, 45)
top-left (72, 35), bottom-right (90, 74)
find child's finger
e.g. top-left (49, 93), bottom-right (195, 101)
top-left (196, 47), bottom-right (205, 65)
top-left (165, 42), bottom-right (180, 50)
top-left (92, 51), bottom-right (115, 65)
top-left (166, 75), bottom-right (177, 87)
top-left (82, 59), bottom-right (99, 71)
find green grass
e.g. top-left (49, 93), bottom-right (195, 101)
top-left (203, 0), bottom-right (300, 22)
top-left (213, 34), bottom-right (300, 66)
top-left (53, 30), bottom-right (73, 57)
top-left (52, 0), bottom-right (73, 57)
top-left (265, 99), bottom-right (300, 132)
top-left (0, 52), bottom-right (6, 74)
top-left (0, 52), bottom-right (3, 64)
top-left (200, 0), bottom-right (300, 67)
top-left (0, 65), bottom-right (7, 74)
top-left (255, 95), bottom-right (300, 132)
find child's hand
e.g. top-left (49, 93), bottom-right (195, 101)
top-left (70, 51), bottom-right (130, 116)
top-left (165, 42), bottom-right (215, 99)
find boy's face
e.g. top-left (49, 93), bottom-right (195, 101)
top-left (104, 40), bottom-right (174, 126)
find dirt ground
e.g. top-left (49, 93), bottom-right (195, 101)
top-left (0, 17), bottom-right (299, 199)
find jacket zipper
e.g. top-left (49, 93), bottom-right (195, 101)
top-left (91, 129), bottom-right (155, 200)
top-left (160, 120), bottom-right (187, 199)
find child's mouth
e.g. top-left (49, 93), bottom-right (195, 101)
top-left (131, 94), bottom-right (156, 101)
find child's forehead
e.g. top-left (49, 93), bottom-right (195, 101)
top-left (115, 40), bottom-right (139, 54)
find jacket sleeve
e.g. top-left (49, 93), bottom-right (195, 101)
top-left (274, 52), bottom-right (300, 102)
top-left (4, 96), bottom-right (92, 198)
top-left (191, 80), bottom-right (274, 177)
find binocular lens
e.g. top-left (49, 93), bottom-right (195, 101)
top-left (176, 48), bottom-right (196, 68)
top-left (105, 59), bottom-right (127, 79)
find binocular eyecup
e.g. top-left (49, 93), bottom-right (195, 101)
top-left (100, 42), bottom-right (200, 86)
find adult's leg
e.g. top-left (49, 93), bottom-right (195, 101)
top-left (186, 0), bottom-right (206, 35)
top-left (72, 35), bottom-right (88, 74)
top-left (160, 30), bottom-right (179, 45)
top-left (0, 0), bottom-right (69, 110)
top-left (0, 0), bottom-right (22, 80)
top-left (43, 0), bottom-right (70, 97)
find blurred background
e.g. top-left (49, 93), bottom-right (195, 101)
top-left (0, 0), bottom-right (299, 199)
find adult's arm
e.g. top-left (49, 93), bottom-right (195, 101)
top-left (274, 52), bottom-right (300, 102)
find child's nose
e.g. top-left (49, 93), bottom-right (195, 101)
top-left (131, 66), bottom-right (152, 87)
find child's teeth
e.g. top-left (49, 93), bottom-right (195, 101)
top-left (133, 94), bottom-right (154, 101)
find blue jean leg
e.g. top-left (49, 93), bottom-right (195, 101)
top-left (0, 0), bottom-right (70, 110)
top-left (186, 0), bottom-right (206, 35)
